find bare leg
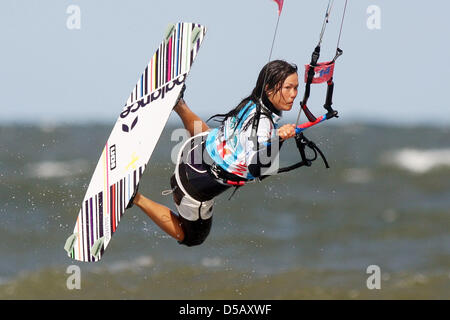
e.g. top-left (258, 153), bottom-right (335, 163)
top-left (133, 192), bottom-right (184, 242)
top-left (173, 99), bottom-right (209, 136)
top-left (134, 100), bottom-right (208, 242)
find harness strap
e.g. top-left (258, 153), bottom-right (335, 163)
top-left (259, 133), bottom-right (330, 181)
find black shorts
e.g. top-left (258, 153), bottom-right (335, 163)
top-left (172, 210), bottom-right (213, 247)
top-left (171, 132), bottom-right (229, 247)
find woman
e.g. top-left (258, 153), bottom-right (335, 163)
top-left (128, 60), bottom-right (299, 247)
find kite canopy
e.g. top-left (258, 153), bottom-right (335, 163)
top-left (272, 0), bottom-right (284, 15)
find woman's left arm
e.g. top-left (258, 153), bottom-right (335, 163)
top-left (174, 100), bottom-right (210, 136)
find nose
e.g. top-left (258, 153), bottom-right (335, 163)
top-left (291, 88), bottom-right (298, 99)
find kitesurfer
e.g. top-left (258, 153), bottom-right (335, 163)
top-left (128, 60), bottom-right (299, 246)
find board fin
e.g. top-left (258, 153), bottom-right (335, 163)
top-left (64, 233), bottom-right (78, 254)
top-left (91, 237), bottom-right (105, 260)
top-left (191, 26), bottom-right (202, 47)
top-left (165, 23), bottom-right (176, 44)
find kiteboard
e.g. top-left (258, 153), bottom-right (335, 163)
top-left (64, 22), bottom-right (207, 262)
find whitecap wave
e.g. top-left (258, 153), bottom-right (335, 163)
top-left (107, 256), bottom-right (154, 273)
top-left (201, 257), bottom-right (222, 267)
top-left (92, 255), bottom-right (155, 274)
top-left (27, 159), bottom-right (89, 178)
top-left (384, 148), bottom-right (450, 174)
top-left (343, 168), bottom-right (372, 184)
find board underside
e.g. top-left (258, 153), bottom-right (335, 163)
top-left (65, 22), bottom-right (207, 262)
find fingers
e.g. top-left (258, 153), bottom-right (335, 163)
top-left (278, 124), bottom-right (297, 140)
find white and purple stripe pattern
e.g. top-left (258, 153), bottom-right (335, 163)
top-left (126, 23), bottom-right (205, 107)
top-left (69, 166), bottom-right (144, 262)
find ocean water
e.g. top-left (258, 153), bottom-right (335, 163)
top-left (0, 122), bottom-right (449, 299)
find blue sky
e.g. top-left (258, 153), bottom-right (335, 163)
top-left (1, 0), bottom-right (449, 125)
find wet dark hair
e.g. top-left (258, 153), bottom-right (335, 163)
top-left (207, 60), bottom-right (298, 130)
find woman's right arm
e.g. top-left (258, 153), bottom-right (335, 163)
top-left (277, 124), bottom-right (297, 141)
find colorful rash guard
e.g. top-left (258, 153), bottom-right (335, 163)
top-left (205, 100), bottom-right (282, 180)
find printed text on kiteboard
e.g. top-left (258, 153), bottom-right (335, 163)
top-left (120, 74), bottom-right (187, 119)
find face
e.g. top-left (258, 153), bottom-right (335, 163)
top-left (267, 73), bottom-right (299, 112)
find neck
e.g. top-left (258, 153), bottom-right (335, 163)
top-left (261, 94), bottom-right (282, 117)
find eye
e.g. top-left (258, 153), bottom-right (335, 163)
top-left (284, 84), bottom-right (298, 90)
